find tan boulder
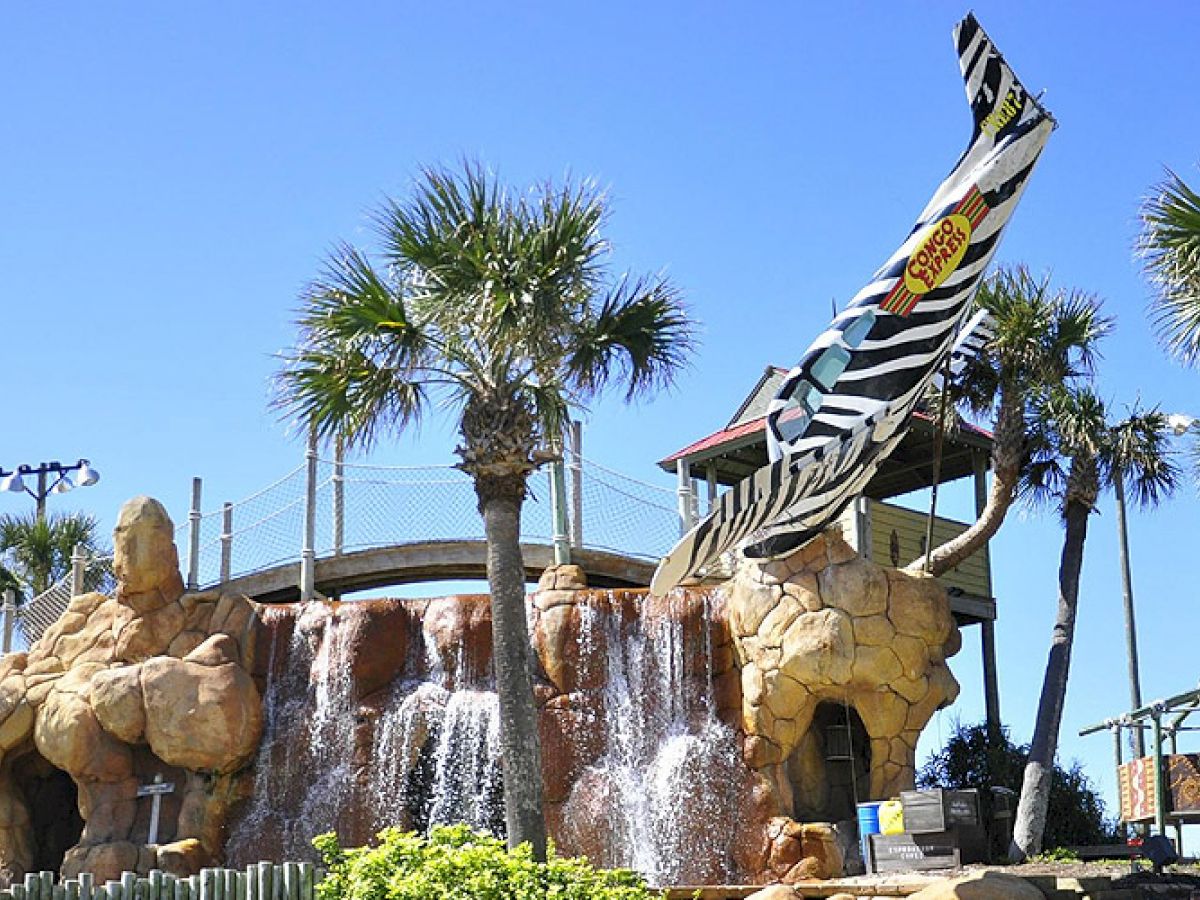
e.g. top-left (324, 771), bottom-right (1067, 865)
top-left (114, 600), bottom-right (186, 662)
top-left (537, 564), bottom-right (587, 591)
top-left (907, 872), bottom-right (1047, 900)
top-left (183, 634), bottom-right (241, 667)
top-left (852, 613), bottom-right (895, 646)
top-left (886, 569), bottom-right (952, 644)
top-left (34, 691), bottom-right (132, 782)
top-left (90, 665), bottom-right (146, 744)
top-left (729, 580), bottom-right (783, 638)
top-left (779, 608), bottom-right (854, 686)
top-left (746, 886), bottom-right (797, 900)
top-left (155, 839), bottom-right (212, 876)
top-left (141, 657), bottom-right (262, 773)
top-left (113, 497), bottom-right (184, 609)
top-left (818, 556), bottom-right (888, 617)
top-left (0, 701), bottom-right (33, 751)
top-left (61, 840), bottom-right (140, 881)
top-left (852, 645), bottom-right (903, 686)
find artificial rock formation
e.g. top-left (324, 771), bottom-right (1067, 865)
top-left (0, 497), bottom-right (263, 884)
top-left (727, 527), bottom-right (961, 831)
top-left (0, 494), bottom-right (962, 888)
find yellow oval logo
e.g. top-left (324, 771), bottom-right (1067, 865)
top-left (903, 213), bottom-right (972, 296)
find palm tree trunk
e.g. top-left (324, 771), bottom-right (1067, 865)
top-left (912, 385), bottom-right (1025, 577)
top-left (477, 473), bottom-right (548, 862)
top-left (1010, 485), bottom-right (1092, 860)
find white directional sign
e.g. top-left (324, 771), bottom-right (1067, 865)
top-left (137, 774), bottom-right (176, 845)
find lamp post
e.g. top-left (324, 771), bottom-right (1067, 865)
top-left (0, 459), bottom-right (100, 522)
top-left (1116, 413), bottom-right (1194, 759)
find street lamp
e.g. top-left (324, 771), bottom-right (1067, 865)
top-left (0, 459), bottom-right (101, 522)
top-left (1115, 413), bottom-right (1196, 758)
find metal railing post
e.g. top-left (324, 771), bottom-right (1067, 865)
top-left (1152, 708), bottom-right (1167, 836)
top-left (549, 456), bottom-right (571, 565)
top-left (300, 431), bottom-right (318, 602)
top-left (567, 421), bottom-right (583, 549)
top-left (71, 543), bottom-right (87, 597)
top-left (676, 459), bottom-right (696, 536)
top-left (187, 478), bottom-right (202, 590)
top-left (220, 502), bottom-right (233, 584)
top-left (1, 590), bottom-right (14, 654)
top-left (333, 439), bottom-right (345, 557)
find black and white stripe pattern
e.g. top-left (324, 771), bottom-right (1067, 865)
top-left (652, 14), bottom-right (1053, 594)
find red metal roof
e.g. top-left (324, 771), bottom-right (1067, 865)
top-left (659, 407), bottom-right (994, 465)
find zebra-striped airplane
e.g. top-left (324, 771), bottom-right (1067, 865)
top-left (651, 14), bottom-right (1054, 595)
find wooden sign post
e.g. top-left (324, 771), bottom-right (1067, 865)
top-left (137, 774), bottom-right (176, 845)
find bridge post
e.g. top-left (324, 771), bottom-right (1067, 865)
top-left (187, 477), bottom-right (202, 590)
top-left (1, 590), bottom-right (14, 654)
top-left (300, 431), bottom-right (318, 602)
top-left (332, 439), bottom-right (345, 557)
top-left (549, 456), bottom-right (571, 565)
top-left (675, 459), bottom-right (697, 536)
top-left (71, 543), bottom-right (87, 597)
top-left (567, 421), bottom-right (583, 549)
top-left (220, 502), bottom-right (233, 583)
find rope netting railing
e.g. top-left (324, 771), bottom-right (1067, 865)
top-left (198, 454), bottom-right (678, 586)
top-left (11, 453), bottom-right (681, 649)
top-left (15, 555), bottom-right (117, 649)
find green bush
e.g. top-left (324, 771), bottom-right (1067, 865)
top-left (313, 825), bottom-right (664, 900)
top-left (918, 720), bottom-right (1119, 858)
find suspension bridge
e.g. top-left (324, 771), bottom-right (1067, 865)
top-left (9, 437), bottom-right (684, 648)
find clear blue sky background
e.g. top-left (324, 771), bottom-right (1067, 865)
top-left (3, 2), bottom-right (1198, 827)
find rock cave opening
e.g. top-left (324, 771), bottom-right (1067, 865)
top-left (11, 751), bottom-right (83, 875)
top-left (787, 701), bottom-right (870, 823)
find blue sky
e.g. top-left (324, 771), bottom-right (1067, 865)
top-left (3, 2), bottom-right (1199, 824)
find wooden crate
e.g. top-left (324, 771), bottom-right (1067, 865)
top-left (899, 788), bottom-right (981, 833)
top-left (867, 832), bottom-right (960, 873)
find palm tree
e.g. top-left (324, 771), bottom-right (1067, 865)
top-left (1010, 392), bottom-right (1179, 859)
top-left (0, 511), bottom-right (101, 602)
top-left (910, 266), bottom-right (1111, 577)
top-left (273, 162), bottom-right (696, 859)
top-left (1140, 168), bottom-right (1200, 364)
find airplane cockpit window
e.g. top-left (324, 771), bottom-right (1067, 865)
top-left (810, 345), bottom-right (851, 390)
top-left (776, 379), bottom-right (824, 444)
top-left (840, 309), bottom-right (876, 348)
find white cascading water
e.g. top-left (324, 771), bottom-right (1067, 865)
top-left (228, 594), bottom-right (737, 884)
top-left (570, 591), bottom-right (741, 885)
top-left (227, 604), bottom-right (357, 864)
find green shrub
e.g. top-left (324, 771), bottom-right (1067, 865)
top-left (313, 825), bottom-right (664, 900)
top-left (918, 720), bottom-right (1119, 858)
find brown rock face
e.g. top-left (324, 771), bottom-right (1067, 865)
top-left (0, 496), bottom-right (263, 883)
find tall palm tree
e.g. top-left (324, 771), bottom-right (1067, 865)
top-left (273, 163), bottom-right (696, 859)
top-left (910, 266), bottom-right (1111, 577)
top-left (0, 511), bottom-right (101, 602)
top-left (1140, 168), bottom-right (1200, 364)
top-left (1010, 392), bottom-right (1179, 859)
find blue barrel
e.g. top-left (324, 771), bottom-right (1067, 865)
top-left (856, 801), bottom-right (884, 870)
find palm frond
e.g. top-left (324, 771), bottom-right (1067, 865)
top-left (1103, 408), bottom-right (1181, 509)
top-left (1140, 168), bottom-right (1200, 365)
top-left (566, 275), bottom-right (697, 402)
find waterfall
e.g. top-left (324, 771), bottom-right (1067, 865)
top-left (226, 591), bottom-right (740, 885)
top-left (227, 604), bottom-right (358, 865)
top-left (562, 591), bottom-right (741, 885)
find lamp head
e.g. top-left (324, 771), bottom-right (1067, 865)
top-left (75, 460), bottom-right (99, 487)
top-left (0, 472), bottom-right (25, 494)
top-left (53, 476), bottom-right (74, 494)
top-left (1166, 413), bottom-right (1197, 436)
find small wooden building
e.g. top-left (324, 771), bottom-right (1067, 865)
top-left (657, 366), bottom-right (1002, 733)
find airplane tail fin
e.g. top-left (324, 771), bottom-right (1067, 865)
top-left (954, 13), bottom-right (1054, 145)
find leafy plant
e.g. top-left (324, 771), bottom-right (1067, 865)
top-left (1031, 846), bottom-right (1081, 863)
top-left (918, 720), bottom-right (1118, 859)
top-left (314, 824), bottom-right (664, 900)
